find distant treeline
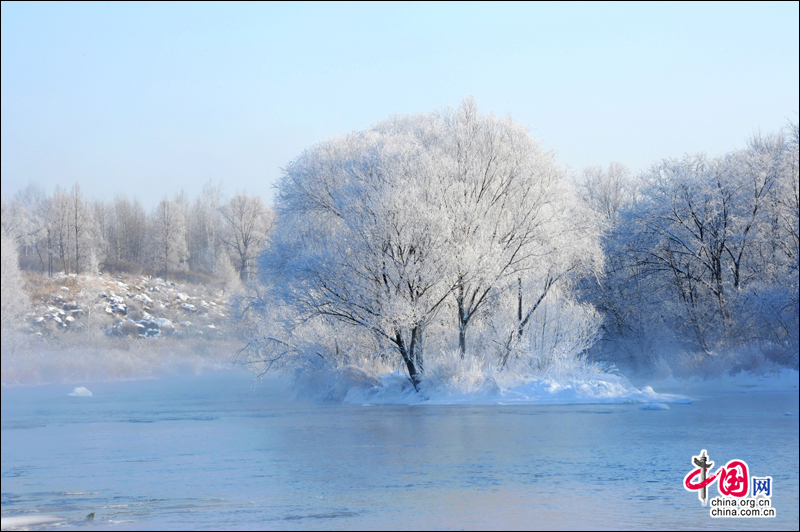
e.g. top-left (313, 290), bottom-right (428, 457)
top-left (1, 183), bottom-right (273, 283)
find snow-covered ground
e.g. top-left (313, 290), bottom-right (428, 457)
top-left (0, 515), bottom-right (64, 530)
top-left (19, 272), bottom-right (231, 341)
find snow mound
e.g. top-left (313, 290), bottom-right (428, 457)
top-left (343, 372), bottom-right (692, 406)
top-left (68, 386), bottom-right (92, 397)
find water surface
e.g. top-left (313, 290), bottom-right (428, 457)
top-left (2, 370), bottom-right (798, 530)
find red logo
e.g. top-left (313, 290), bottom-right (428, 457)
top-left (684, 450), bottom-right (749, 505)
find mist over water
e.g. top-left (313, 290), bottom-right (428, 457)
top-left (2, 368), bottom-right (798, 530)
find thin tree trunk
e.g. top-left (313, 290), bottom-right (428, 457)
top-left (395, 327), bottom-right (424, 392)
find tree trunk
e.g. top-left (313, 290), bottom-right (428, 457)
top-left (395, 327), bottom-right (424, 392)
top-left (457, 285), bottom-right (467, 358)
top-left (458, 319), bottom-right (467, 359)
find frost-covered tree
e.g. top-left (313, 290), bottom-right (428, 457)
top-left (188, 181), bottom-right (225, 273)
top-left (268, 122), bottom-right (453, 389)
top-left (32, 194), bottom-right (59, 276)
top-left (254, 99), bottom-right (603, 390)
top-left (432, 99), bottom-right (603, 359)
top-left (578, 162), bottom-right (637, 223)
top-left (1, 230), bottom-right (28, 336)
top-left (592, 123), bottom-right (799, 367)
top-left (17, 184), bottom-right (104, 275)
top-left (109, 195), bottom-right (147, 267)
top-left (220, 192), bottom-right (273, 281)
top-left (214, 250), bottom-right (241, 294)
top-left (147, 198), bottom-right (188, 282)
top-left (68, 183), bottom-right (103, 274)
top-left (51, 186), bottom-right (74, 274)
top-left (3, 184), bottom-right (47, 270)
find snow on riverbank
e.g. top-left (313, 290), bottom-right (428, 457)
top-left (343, 371), bottom-right (693, 405)
top-left (0, 515), bottom-right (65, 530)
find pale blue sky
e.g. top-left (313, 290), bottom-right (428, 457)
top-left (2, 1), bottom-right (798, 207)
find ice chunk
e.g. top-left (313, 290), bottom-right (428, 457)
top-left (68, 387), bottom-right (92, 397)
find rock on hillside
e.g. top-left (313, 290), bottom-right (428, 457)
top-left (25, 272), bottom-right (233, 341)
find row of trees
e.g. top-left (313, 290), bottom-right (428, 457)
top-left (3, 98), bottom-right (796, 384)
top-left (1, 183), bottom-right (274, 283)
top-left (579, 123), bottom-right (799, 367)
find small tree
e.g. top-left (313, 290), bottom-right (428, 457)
top-left (147, 198), bottom-right (188, 282)
top-left (220, 192), bottom-right (273, 282)
top-left (188, 181), bottom-right (225, 273)
top-left (69, 183), bottom-right (103, 274)
top-left (214, 250), bottom-right (241, 294)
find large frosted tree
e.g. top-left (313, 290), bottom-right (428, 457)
top-left (256, 99), bottom-right (603, 390)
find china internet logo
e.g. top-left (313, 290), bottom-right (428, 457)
top-left (684, 450), bottom-right (775, 518)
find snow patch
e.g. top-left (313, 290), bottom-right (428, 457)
top-left (155, 318), bottom-right (174, 330)
top-left (1, 515), bottom-right (63, 529)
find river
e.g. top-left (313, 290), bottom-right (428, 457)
top-left (2, 369), bottom-right (798, 530)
